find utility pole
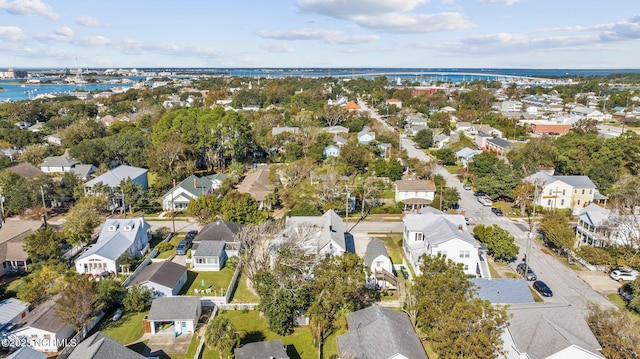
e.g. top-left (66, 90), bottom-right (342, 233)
top-left (121, 187), bottom-right (126, 219)
top-left (0, 187), bottom-right (4, 224)
top-left (344, 185), bottom-right (352, 232)
top-left (40, 185), bottom-right (47, 226)
top-left (525, 183), bottom-right (540, 274)
top-left (171, 179), bottom-right (176, 234)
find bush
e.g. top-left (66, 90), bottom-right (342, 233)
top-left (575, 246), bottom-right (615, 266)
top-left (226, 256), bottom-right (239, 270)
top-left (156, 242), bottom-right (174, 253)
top-left (370, 205), bottom-right (403, 214)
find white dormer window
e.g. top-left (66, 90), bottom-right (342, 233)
top-left (416, 233), bottom-right (424, 241)
top-left (108, 225), bottom-right (117, 231)
top-left (124, 225), bottom-right (132, 231)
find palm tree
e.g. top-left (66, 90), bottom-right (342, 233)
top-left (204, 316), bottom-right (240, 359)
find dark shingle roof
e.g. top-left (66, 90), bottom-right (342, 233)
top-left (68, 331), bottom-right (145, 359)
top-left (337, 306), bottom-right (427, 359)
top-left (3, 162), bottom-right (44, 178)
top-left (487, 137), bottom-right (512, 148)
top-left (364, 239), bottom-right (389, 267)
top-left (471, 278), bottom-right (535, 304)
top-left (196, 219), bottom-right (243, 242)
top-left (193, 240), bottom-right (225, 257)
top-left (129, 261), bottom-right (187, 289)
top-left (147, 297), bottom-right (200, 322)
top-left (234, 339), bottom-right (289, 359)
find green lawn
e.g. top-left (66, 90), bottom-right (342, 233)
top-left (375, 235), bottom-right (404, 265)
top-left (100, 311), bottom-right (147, 345)
top-left (219, 310), bottom-right (326, 359)
top-left (156, 235), bottom-right (185, 259)
top-left (180, 268), bottom-right (235, 296)
top-left (229, 272), bottom-right (259, 303)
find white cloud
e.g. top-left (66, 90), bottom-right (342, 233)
top-left (297, 0), bottom-right (429, 18)
top-left (0, 0), bottom-right (58, 20)
top-left (257, 28), bottom-right (341, 41)
top-left (354, 12), bottom-right (474, 33)
top-left (0, 26), bottom-right (25, 41)
top-left (478, 0), bottom-right (521, 5)
top-left (54, 26), bottom-right (73, 37)
top-left (262, 43), bottom-right (294, 53)
top-left (327, 34), bottom-right (380, 44)
top-left (76, 14), bottom-right (108, 27)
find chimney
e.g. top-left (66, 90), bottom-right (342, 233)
top-left (458, 224), bottom-right (463, 231)
top-left (194, 178), bottom-right (197, 188)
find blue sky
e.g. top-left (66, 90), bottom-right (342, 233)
top-left (0, 0), bottom-right (639, 69)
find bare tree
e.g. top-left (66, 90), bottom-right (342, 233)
top-left (236, 220), bottom-right (285, 287)
top-left (321, 104), bottom-right (349, 127)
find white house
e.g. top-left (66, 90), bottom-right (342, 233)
top-left (455, 147), bottom-right (481, 167)
top-left (191, 241), bottom-right (226, 271)
top-left (364, 238), bottom-right (397, 290)
top-left (576, 203), bottom-right (640, 248)
top-left (324, 125), bottom-right (349, 134)
top-left (395, 179), bottom-right (436, 211)
top-left (403, 208), bottom-right (486, 277)
top-left (571, 106), bottom-right (605, 121)
top-left (323, 145), bottom-right (340, 157)
top-left (357, 127), bottom-right (376, 144)
top-left (38, 154), bottom-right (78, 174)
top-left (85, 165), bottom-right (149, 193)
top-left (145, 297), bottom-right (201, 336)
top-left (276, 209), bottom-right (350, 257)
top-left (272, 126), bottom-right (300, 136)
top-left (128, 261), bottom-right (187, 297)
top-left (74, 217), bottom-right (151, 275)
top-left (161, 174), bottom-right (216, 212)
top-left (8, 299), bottom-right (75, 353)
top-left (523, 171), bottom-right (602, 214)
top-left (0, 298), bottom-right (30, 327)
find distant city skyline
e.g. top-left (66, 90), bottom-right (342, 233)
top-left (0, 0), bottom-right (639, 69)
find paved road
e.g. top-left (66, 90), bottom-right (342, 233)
top-left (363, 102), bottom-right (615, 310)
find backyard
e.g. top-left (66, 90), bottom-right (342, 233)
top-left (179, 268), bottom-right (235, 296)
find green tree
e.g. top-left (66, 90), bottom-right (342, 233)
top-left (22, 227), bottom-right (65, 263)
top-left (430, 298), bottom-right (509, 358)
top-left (587, 304), bottom-right (640, 358)
top-left (55, 275), bottom-right (99, 331)
top-left (308, 253), bottom-right (374, 349)
top-left (473, 224), bottom-right (520, 262)
top-left (16, 264), bottom-right (69, 304)
top-left (64, 196), bottom-right (107, 245)
top-left (123, 284), bottom-right (153, 313)
top-left (414, 129), bottom-right (434, 149)
top-left (433, 148), bottom-right (456, 165)
top-left (340, 142), bottom-right (371, 172)
top-left (431, 187), bottom-right (460, 211)
top-left (95, 278), bottom-right (127, 311)
top-left (185, 194), bottom-right (222, 224)
top-left (290, 202), bottom-right (321, 216)
top-left (539, 211), bottom-right (577, 259)
top-left (221, 192), bottom-right (264, 225)
top-left (412, 254), bottom-right (473, 336)
top-left (204, 316), bottom-right (240, 359)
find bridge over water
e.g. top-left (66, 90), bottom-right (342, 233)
top-left (332, 71), bottom-right (556, 83)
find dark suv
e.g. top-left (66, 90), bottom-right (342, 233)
top-left (491, 207), bottom-right (504, 216)
top-left (517, 263), bottom-right (537, 281)
top-left (533, 280), bottom-right (553, 297)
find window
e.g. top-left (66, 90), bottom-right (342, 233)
top-left (547, 199), bottom-right (552, 206)
top-left (577, 200), bottom-right (581, 205)
top-left (582, 189), bottom-right (585, 194)
top-left (31, 334), bottom-right (37, 340)
top-left (376, 261), bottom-right (382, 268)
top-left (181, 321), bottom-right (187, 328)
top-left (437, 250), bottom-right (447, 257)
top-left (562, 189), bottom-right (566, 195)
top-left (196, 258), bottom-right (206, 264)
top-left (464, 265), bottom-right (469, 271)
top-left (589, 189), bottom-right (593, 194)
top-left (459, 250), bottom-right (470, 258)
top-left (548, 189), bottom-right (553, 196)
top-left (560, 199), bottom-right (565, 206)
top-left (574, 189), bottom-right (577, 194)
top-left (416, 233), bottom-right (424, 241)
top-left (44, 334), bottom-right (50, 340)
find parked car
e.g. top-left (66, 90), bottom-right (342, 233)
top-left (184, 230), bottom-right (198, 244)
top-left (610, 269), bottom-right (639, 282)
top-left (474, 191), bottom-right (487, 197)
top-left (112, 308), bottom-right (123, 321)
top-left (491, 207), bottom-right (504, 216)
top-left (517, 263), bottom-right (537, 281)
top-left (465, 217), bottom-right (470, 225)
top-left (619, 284), bottom-right (635, 302)
top-left (463, 184), bottom-right (471, 190)
top-left (533, 280), bottom-right (553, 297)
top-left (175, 240), bottom-right (189, 256)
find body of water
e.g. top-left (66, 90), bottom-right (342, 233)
top-left (0, 82), bottom-right (134, 102)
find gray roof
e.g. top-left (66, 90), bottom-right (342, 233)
top-left (234, 340), bottom-right (289, 359)
top-left (470, 278), bottom-right (534, 304)
top-left (337, 306), bottom-right (427, 359)
top-left (404, 212), bottom-right (479, 248)
top-left (77, 217), bottom-right (150, 262)
top-left (396, 179), bottom-right (436, 192)
top-left (578, 203), bottom-right (609, 227)
top-left (85, 165), bottom-right (148, 188)
top-left (507, 304), bottom-right (602, 359)
top-left (68, 331), bottom-right (145, 359)
top-left (17, 298), bottom-right (72, 334)
top-left (6, 346), bottom-right (47, 359)
top-left (38, 155), bottom-right (79, 168)
top-left (163, 174), bottom-right (213, 199)
top-left (196, 219), bottom-right (242, 242)
top-left (76, 232), bottom-right (136, 262)
top-left (3, 162), bottom-right (44, 178)
top-left (455, 147), bottom-right (481, 158)
top-left (364, 239), bottom-right (389, 267)
top-left (272, 126), bottom-right (300, 136)
top-left (147, 296), bottom-right (200, 322)
top-left (193, 240), bottom-right (225, 257)
top-left (129, 261), bottom-right (187, 289)
top-left (69, 164), bottom-right (97, 180)
top-left (284, 209), bottom-right (347, 253)
top-left (487, 137), bottom-right (512, 149)
top-left (524, 171), bottom-right (596, 189)
top-left (0, 298), bottom-right (29, 325)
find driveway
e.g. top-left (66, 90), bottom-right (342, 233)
top-left (147, 333), bottom-right (193, 355)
